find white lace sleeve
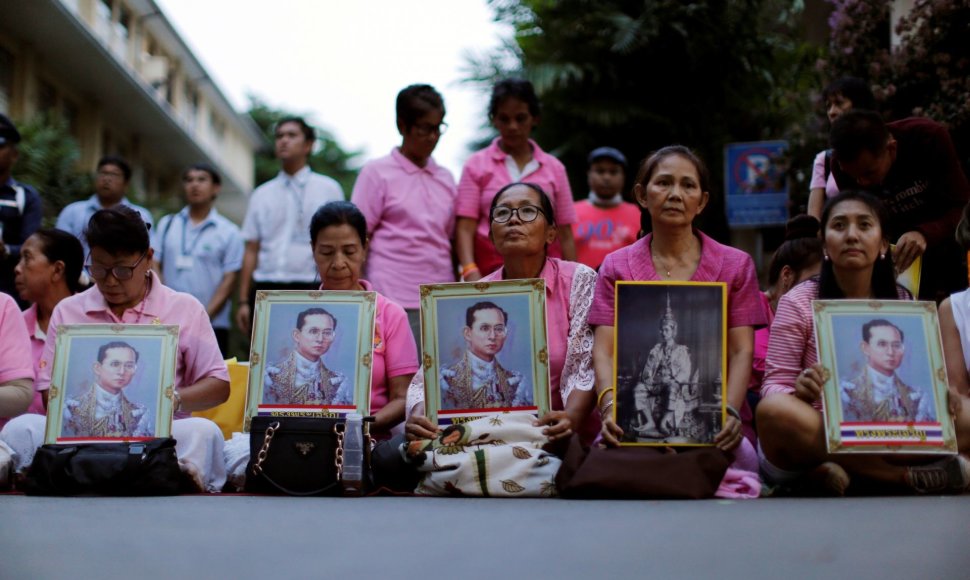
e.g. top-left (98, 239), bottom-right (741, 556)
top-left (405, 372), bottom-right (426, 421)
top-left (560, 264), bottom-right (597, 405)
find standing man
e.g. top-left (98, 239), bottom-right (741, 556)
top-left (56, 154), bottom-right (154, 257)
top-left (236, 117), bottom-right (344, 335)
top-left (572, 146), bottom-right (641, 269)
top-left (152, 163), bottom-right (243, 356)
top-left (830, 110), bottom-right (970, 301)
top-left (0, 114), bottom-right (42, 303)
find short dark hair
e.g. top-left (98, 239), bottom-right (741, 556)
top-left (182, 162), bottom-right (221, 185)
top-left (862, 319), bottom-right (904, 343)
top-left (309, 201), bottom-right (368, 248)
top-left (30, 228), bottom-right (85, 293)
top-left (817, 191), bottom-right (899, 300)
top-left (97, 155), bottom-right (132, 182)
top-left (296, 307), bottom-right (337, 332)
top-left (488, 78), bottom-right (541, 119)
top-left (85, 207), bottom-right (151, 256)
top-left (465, 301), bottom-right (508, 328)
top-left (97, 341), bottom-right (139, 364)
top-left (830, 109), bottom-right (890, 163)
top-left (822, 77), bottom-right (876, 111)
top-left (489, 182), bottom-right (556, 227)
top-left (767, 215), bottom-right (823, 286)
top-left (396, 84), bottom-right (445, 131)
top-left (275, 117), bottom-right (315, 146)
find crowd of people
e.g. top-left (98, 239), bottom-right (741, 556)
top-left (0, 75), bottom-right (969, 496)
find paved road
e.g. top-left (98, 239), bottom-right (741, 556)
top-left (2, 495), bottom-right (968, 579)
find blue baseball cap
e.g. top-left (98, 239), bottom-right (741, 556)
top-left (588, 146), bottom-right (626, 167)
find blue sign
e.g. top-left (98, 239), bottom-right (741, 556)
top-left (724, 140), bottom-right (789, 227)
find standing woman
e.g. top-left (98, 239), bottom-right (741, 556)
top-left (455, 79), bottom-right (577, 280)
top-left (591, 146), bottom-right (766, 464)
top-left (0, 207), bottom-right (230, 491)
top-left (12, 228), bottom-right (84, 419)
top-left (759, 191), bottom-right (970, 494)
top-left (351, 84), bottom-right (457, 343)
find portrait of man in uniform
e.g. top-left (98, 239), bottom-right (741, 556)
top-left (263, 307), bottom-right (351, 406)
top-left (839, 318), bottom-right (934, 422)
top-left (62, 341), bottom-right (153, 438)
top-left (439, 301), bottom-right (531, 410)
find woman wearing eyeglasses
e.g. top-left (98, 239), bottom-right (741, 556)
top-left (350, 84), bottom-right (457, 344)
top-left (455, 78), bottom-right (577, 281)
top-left (0, 207), bottom-right (230, 492)
top-left (406, 182), bottom-right (599, 445)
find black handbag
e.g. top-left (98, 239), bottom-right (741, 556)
top-left (244, 416), bottom-right (372, 496)
top-left (23, 438), bottom-right (183, 496)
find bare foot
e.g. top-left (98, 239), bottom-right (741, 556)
top-left (179, 459), bottom-right (205, 493)
top-left (809, 461), bottom-right (850, 496)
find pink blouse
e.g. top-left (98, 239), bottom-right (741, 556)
top-left (37, 272), bottom-right (229, 419)
top-left (0, 293), bottom-right (34, 427)
top-left (589, 232), bottom-right (767, 329)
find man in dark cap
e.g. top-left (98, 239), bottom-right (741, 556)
top-left (571, 146), bottom-right (640, 269)
top-left (0, 114), bottom-right (42, 304)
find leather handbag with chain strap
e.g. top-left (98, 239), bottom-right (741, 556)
top-left (244, 416), bottom-right (372, 496)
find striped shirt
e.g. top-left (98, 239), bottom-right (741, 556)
top-left (761, 278), bottom-right (910, 411)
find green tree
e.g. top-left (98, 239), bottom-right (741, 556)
top-left (11, 113), bottom-right (92, 226)
top-left (465, 0), bottom-right (823, 237)
top-left (247, 96), bottom-right (361, 195)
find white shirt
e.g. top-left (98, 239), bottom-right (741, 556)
top-left (241, 166), bottom-right (343, 282)
top-left (504, 156), bottom-right (540, 182)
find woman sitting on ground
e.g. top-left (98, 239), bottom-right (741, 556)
top-left (406, 182), bottom-right (598, 444)
top-left (744, 216), bottom-right (823, 445)
top-left (758, 191), bottom-right (970, 495)
top-left (0, 207), bottom-right (230, 492)
top-left (225, 201), bottom-right (419, 487)
top-left (12, 228), bottom-right (84, 419)
top-left (591, 146), bottom-right (766, 471)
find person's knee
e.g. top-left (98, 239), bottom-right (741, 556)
top-left (172, 417), bottom-right (223, 444)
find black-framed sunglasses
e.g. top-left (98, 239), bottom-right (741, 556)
top-left (491, 205), bottom-right (544, 224)
top-left (85, 251), bottom-right (148, 281)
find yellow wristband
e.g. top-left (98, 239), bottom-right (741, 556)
top-left (461, 262), bottom-right (480, 278)
top-left (596, 388), bottom-right (613, 407)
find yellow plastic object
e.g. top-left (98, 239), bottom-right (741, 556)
top-left (193, 358), bottom-right (249, 439)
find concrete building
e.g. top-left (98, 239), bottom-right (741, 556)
top-left (0, 0), bottom-right (264, 221)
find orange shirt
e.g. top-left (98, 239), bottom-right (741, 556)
top-left (571, 200), bottom-right (641, 269)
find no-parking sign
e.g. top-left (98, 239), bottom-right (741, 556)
top-left (724, 140), bottom-right (789, 227)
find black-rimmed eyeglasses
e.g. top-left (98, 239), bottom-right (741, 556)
top-left (491, 205), bottom-right (544, 224)
top-left (85, 251), bottom-right (148, 281)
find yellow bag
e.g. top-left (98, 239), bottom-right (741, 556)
top-left (192, 359), bottom-right (249, 439)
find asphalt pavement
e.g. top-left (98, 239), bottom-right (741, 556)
top-left (2, 495), bottom-right (968, 579)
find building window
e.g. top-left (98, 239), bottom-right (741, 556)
top-left (37, 80), bottom-right (58, 116)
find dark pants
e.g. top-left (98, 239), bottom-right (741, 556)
top-left (213, 328), bottom-right (229, 358)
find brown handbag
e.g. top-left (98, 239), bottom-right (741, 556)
top-left (555, 434), bottom-right (730, 499)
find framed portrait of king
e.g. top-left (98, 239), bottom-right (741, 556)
top-left (813, 300), bottom-right (957, 454)
top-left (245, 290), bottom-right (376, 428)
top-left (44, 324), bottom-right (179, 444)
top-left (612, 281), bottom-right (727, 446)
top-left (420, 280), bottom-right (550, 427)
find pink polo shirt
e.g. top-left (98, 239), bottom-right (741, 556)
top-left (351, 149), bottom-right (457, 308)
top-left (0, 293), bottom-right (34, 427)
top-left (456, 138), bottom-right (577, 274)
top-left (321, 280), bottom-right (419, 417)
top-left (589, 232), bottom-right (766, 329)
top-left (20, 304), bottom-right (47, 416)
top-left (37, 272), bottom-right (229, 419)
